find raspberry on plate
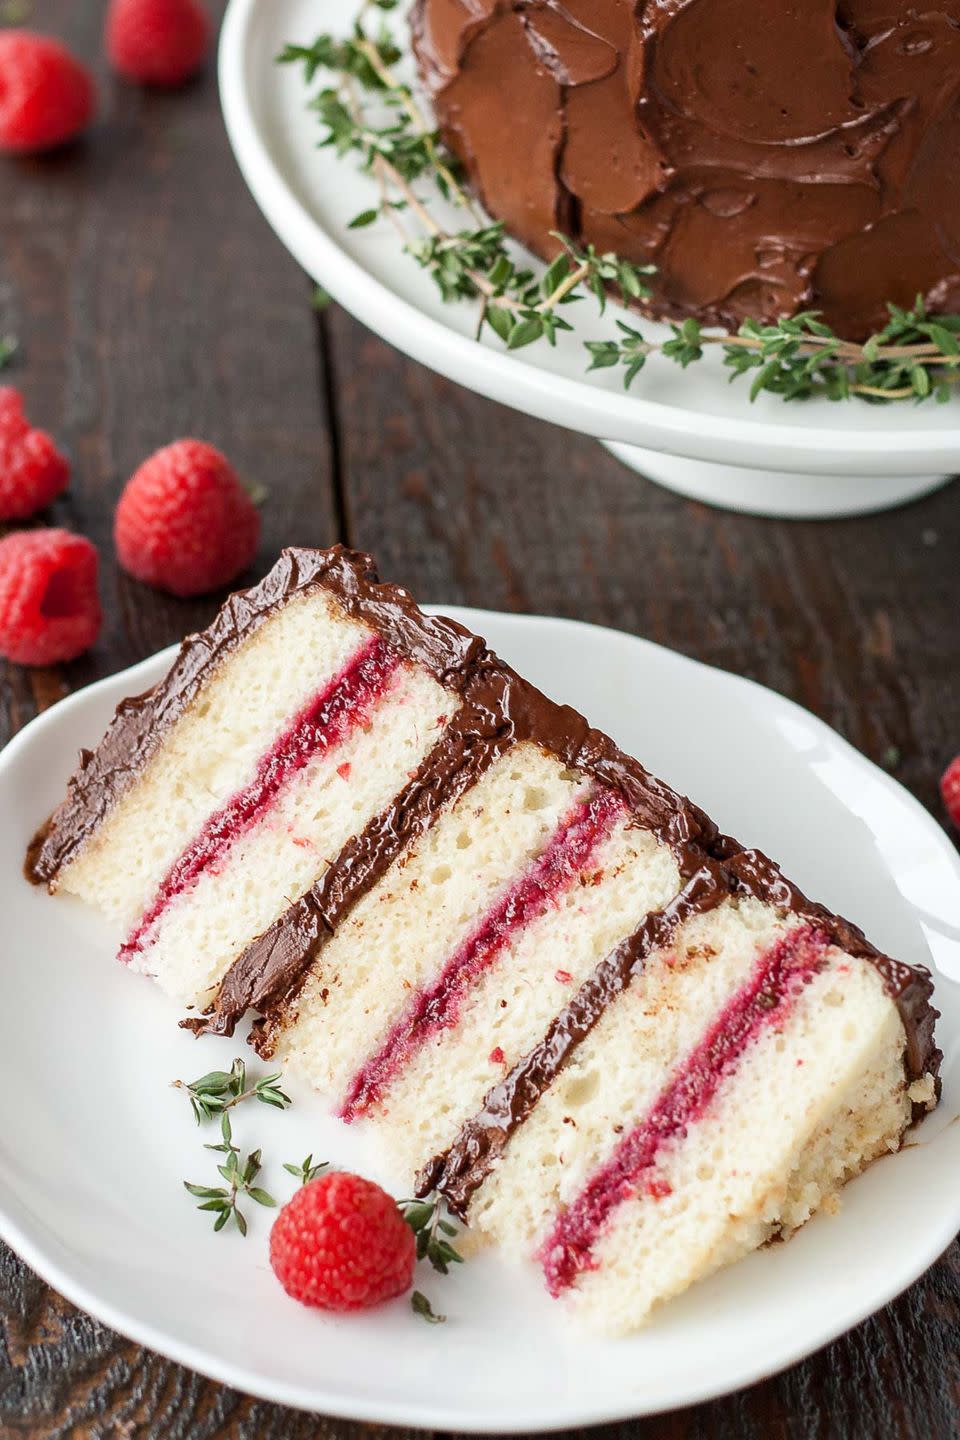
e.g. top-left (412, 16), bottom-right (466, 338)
top-left (0, 387), bottom-right (70, 521)
top-left (941, 756), bottom-right (960, 831)
top-left (270, 1173), bottom-right (416, 1312)
top-left (0, 31), bottom-right (96, 155)
top-left (114, 439), bottom-right (260, 597)
top-left (0, 529), bottom-right (101, 667)
top-left (106, 0), bottom-right (211, 88)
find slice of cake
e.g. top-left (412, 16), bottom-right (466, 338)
top-left (29, 546), bottom-right (940, 1332)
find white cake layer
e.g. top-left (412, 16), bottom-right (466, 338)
top-left (566, 954), bottom-right (911, 1334)
top-left (469, 897), bottom-right (797, 1253)
top-left (57, 590), bottom-right (371, 928)
top-left (366, 824), bottom-right (680, 1181)
top-left (275, 742), bottom-right (594, 1098)
top-left (131, 663), bottom-right (457, 1008)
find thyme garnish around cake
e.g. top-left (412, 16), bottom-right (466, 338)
top-left (172, 1056), bottom-right (292, 1123)
top-left (184, 1128), bottom-right (277, 1237)
top-left (279, 8), bottom-right (960, 404)
top-left (283, 1153), bottom-right (330, 1186)
top-left (411, 1289), bottom-right (446, 1324)
top-left (400, 1196), bottom-right (463, 1323)
top-left (399, 1194), bottom-right (465, 1274)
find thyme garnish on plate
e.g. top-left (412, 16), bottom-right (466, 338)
top-left (280, 5), bottom-right (960, 404)
top-left (173, 1068), bottom-right (463, 1321)
top-left (400, 1195), bottom-right (464, 1323)
top-left (184, 1132), bottom-right (276, 1237)
top-left (0, 335), bottom-right (18, 370)
top-left (411, 1289), bottom-right (446, 1324)
top-left (172, 1055), bottom-right (291, 1124)
top-left (400, 1195), bottom-right (464, 1274)
top-left (283, 1153), bottom-right (329, 1186)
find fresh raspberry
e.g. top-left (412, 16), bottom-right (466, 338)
top-left (0, 31), bottom-right (96, 154)
top-left (0, 387), bottom-right (70, 520)
top-left (106, 0), bottom-right (211, 88)
top-left (270, 1173), bottom-right (416, 1312)
top-left (114, 439), bottom-right (260, 597)
top-left (0, 529), bottom-right (101, 666)
top-left (941, 756), bottom-right (960, 830)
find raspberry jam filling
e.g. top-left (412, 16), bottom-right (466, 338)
top-left (120, 635), bottom-right (399, 960)
top-left (339, 786), bottom-right (626, 1121)
top-left (538, 923), bottom-right (830, 1296)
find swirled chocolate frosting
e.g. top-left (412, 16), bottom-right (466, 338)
top-left (411, 0), bottom-right (960, 339)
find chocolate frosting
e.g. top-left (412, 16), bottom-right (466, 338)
top-left (28, 546), bottom-right (941, 1173)
top-left (411, 0), bottom-right (960, 338)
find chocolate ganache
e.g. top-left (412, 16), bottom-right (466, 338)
top-left (411, 0), bottom-right (960, 339)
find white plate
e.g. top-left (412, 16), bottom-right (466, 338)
top-left (1, 608), bottom-right (958, 1428)
top-left (217, 0), bottom-right (960, 516)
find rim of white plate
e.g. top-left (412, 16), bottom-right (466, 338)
top-left (0, 609), bottom-right (958, 1427)
top-left (218, 0), bottom-right (960, 478)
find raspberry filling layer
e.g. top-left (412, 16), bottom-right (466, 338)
top-left (539, 923), bottom-right (830, 1296)
top-left (339, 786), bottom-right (626, 1121)
top-left (120, 635), bottom-right (399, 960)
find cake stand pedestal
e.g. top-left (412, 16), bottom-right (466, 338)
top-left (602, 444), bottom-right (953, 520)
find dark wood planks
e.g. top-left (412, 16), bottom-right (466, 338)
top-left (0, 0), bottom-right (958, 1432)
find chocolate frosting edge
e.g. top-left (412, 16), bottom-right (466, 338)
top-left (26, 546), bottom-right (488, 887)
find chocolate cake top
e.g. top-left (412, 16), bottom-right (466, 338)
top-left (411, 0), bottom-right (960, 340)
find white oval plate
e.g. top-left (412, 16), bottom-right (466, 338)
top-left (1, 608), bottom-right (958, 1429)
top-left (218, 0), bottom-right (960, 480)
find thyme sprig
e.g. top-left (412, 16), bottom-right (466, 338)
top-left (184, 1130), bottom-right (276, 1237)
top-left (172, 1056), bottom-right (291, 1124)
top-left (281, 7), bottom-right (960, 404)
top-left (0, 335), bottom-right (18, 370)
top-left (402, 1196), bottom-right (462, 1323)
top-left (587, 306), bottom-right (960, 402)
top-left (411, 1289), bottom-right (446, 1324)
top-left (283, 1153), bottom-right (329, 1186)
top-left (400, 1194), bottom-right (464, 1275)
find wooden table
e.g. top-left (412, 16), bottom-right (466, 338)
top-left (2, 5), bottom-right (958, 1436)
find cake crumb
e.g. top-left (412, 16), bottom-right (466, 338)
top-left (908, 1072), bottom-right (937, 1109)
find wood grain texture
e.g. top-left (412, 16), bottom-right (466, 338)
top-left (1, 3), bottom-right (959, 1436)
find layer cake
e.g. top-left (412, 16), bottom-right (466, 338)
top-left (29, 547), bottom-right (940, 1332)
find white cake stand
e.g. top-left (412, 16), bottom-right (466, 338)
top-left (219, 0), bottom-right (960, 519)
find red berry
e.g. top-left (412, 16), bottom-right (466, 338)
top-left (114, 439), bottom-right (260, 597)
top-left (0, 529), bottom-right (101, 666)
top-left (106, 0), bottom-right (211, 88)
top-left (0, 387), bottom-right (70, 520)
top-left (941, 756), bottom-right (960, 830)
top-left (0, 31), bottom-right (95, 155)
top-left (644, 1176), bottom-right (673, 1200)
top-left (270, 1173), bottom-right (416, 1312)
